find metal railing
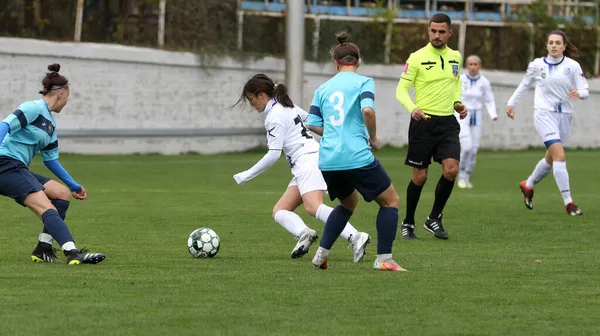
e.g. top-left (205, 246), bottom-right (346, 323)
top-left (237, 0), bottom-right (600, 75)
top-left (65, 0), bottom-right (600, 76)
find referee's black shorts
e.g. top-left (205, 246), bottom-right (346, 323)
top-left (405, 114), bottom-right (460, 169)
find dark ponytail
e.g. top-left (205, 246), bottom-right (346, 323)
top-left (233, 73), bottom-right (294, 108)
top-left (549, 30), bottom-right (579, 58)
top-left (39, 63), bottom-right (69, 95)
top-left (272, 83), bottom-right (293, 108)
top-left (565, 41), bottom-right (579, 58)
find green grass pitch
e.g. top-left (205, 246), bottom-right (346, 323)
top-left (0, 148), bottom-right (599, 335)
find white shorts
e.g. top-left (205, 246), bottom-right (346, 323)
top-left (533, 109), bottom-right (572, 146)
top-left (287, 152), bottom-right (327, 196)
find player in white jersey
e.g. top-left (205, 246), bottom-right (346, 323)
top-left (457, 55), bottom-right (498, 188)
top-left (232, 74), bottom-right (371, 261)
top-left (506, 30), bottom-right (587, 216)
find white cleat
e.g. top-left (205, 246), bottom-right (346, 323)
top-left (349, 232), bottom-right (371, 263)
top-left (466, 181), bottom-right (473, 189)
top-left (311, 249), bottom-right (328, 269)
top-left (373, 258), bottom-right (408, 272)
top-left (457, 180), bottom-right (467, 189)
top-left (291, 228), bottom-right (318, 259)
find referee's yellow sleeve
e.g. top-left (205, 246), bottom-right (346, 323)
top-left (454, 54), bottom-right (463, 103)
top-left (396, 57), bottom-right (417, 113)
top-left (454, 74), bottom-right (462, 103)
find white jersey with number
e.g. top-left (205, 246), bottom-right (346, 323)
top-left (507, 56), bottom-right (589, 113)
top-left (264, 99), bottom-right (320, 166)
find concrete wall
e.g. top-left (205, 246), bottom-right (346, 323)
top-left (0, 37), bottom-right (598, 154)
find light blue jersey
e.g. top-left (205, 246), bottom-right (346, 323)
top-left (0, 99), bottom-right (58, 166)
top-left (307, 72), bottom-right (376, 171)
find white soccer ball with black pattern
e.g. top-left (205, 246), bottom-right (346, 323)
top-left (188, 228), bottom-right (220, 258)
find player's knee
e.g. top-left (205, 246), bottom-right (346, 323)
top-left (303, 203), bottom-right (319, 217)
top-left (24, 191), bottom-right (56, 217)
top-left (551, 151), bottom-right (565, 162)
top-left (412, 172), bottom-right (427, 186)
top-left (385, 192), bottom-right (400, 209)
top-left (56, 184), bottom-right (71, 201)
top-left (443, 165), bottom-right (459, 179)
top-left (272, 206), bottom-right (282, 219)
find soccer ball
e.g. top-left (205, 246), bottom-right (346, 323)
top-left (188, 228), bottom-right (220, 258)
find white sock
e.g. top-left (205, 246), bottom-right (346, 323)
top-left (376, 253), bottom-right (392, 262)
top-left (316, 204), bottom-right (358, 241)
top-left (61, 241), bottom-right (76, 251)
top-left (38, 233), bottom-right (53, 245)
top-left (526, 158), bottom-right (552, 189)
top-left (274, 210), bottom-right (308, 237)
top-left (316, 246), bottom-right (330, 258)
top-left (463, 171), bottom-right (471, 183)
top-left (552, 161), bottom-right (573, 205)
top-left (466, 149), bottom-right (478, 177)
top-left (459, 153), bottom-right (471, 180)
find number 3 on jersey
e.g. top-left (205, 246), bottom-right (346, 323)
top-left (329, 91), bottom-right (345, 126)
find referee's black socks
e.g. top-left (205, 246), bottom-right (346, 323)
top-left (430, 175), bottom-right (455, 219)
top-left (403, 180), bottom-right (423, 224)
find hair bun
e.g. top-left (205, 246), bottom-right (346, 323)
top-left (336, 32), bottom-right (348, 44)
top-left (47, 63), bottom-right (61, 73)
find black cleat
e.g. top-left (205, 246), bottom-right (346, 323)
top-left (424, 215), bottom-right (449, 240)
top-left (401, 221), bottom-right (417, 240)
top-left (31, 245), bottom-right (64, 263)
top-left (64, 248), bottom-right (106, 265)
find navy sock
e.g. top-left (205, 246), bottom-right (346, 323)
top-left (319, 205), bottom-right (353, 250)
top-left (404, 180), bottom-right (423, 224)
top-left (376, 207), bottom-right (399, 254)
top-left (42, 209), bottom-right (74, 247)
top-left (430, 175), bottom-right (455, 219)
top-left (51, 199), bottom-right (70, 220)
top-left (38, 200), bottom-right (70, 248)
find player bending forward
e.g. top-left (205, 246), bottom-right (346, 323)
top-left (232, 73), bottom-right (370, 262)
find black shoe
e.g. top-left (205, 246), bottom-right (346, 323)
top-left (31, 244), bottom-right (64, 263)
top-left (401, 221), bottom-right (416, 240)
top-left (424, 215), bottom-right (449, 240)
top-left (64, 248), bottom-right (106, 265)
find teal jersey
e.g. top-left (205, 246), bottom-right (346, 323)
top-left (307, 72), bottom-right (376, 171)
top-left (0, 99), bottom-right (58, 166)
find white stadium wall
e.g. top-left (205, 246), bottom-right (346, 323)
top-left (0, 37), bottom-right (599, 154)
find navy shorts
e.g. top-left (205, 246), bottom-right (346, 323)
top-left (0, 156), bottom-right (51, 206)
top-left (321, 158), bottom-right (392, 202)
